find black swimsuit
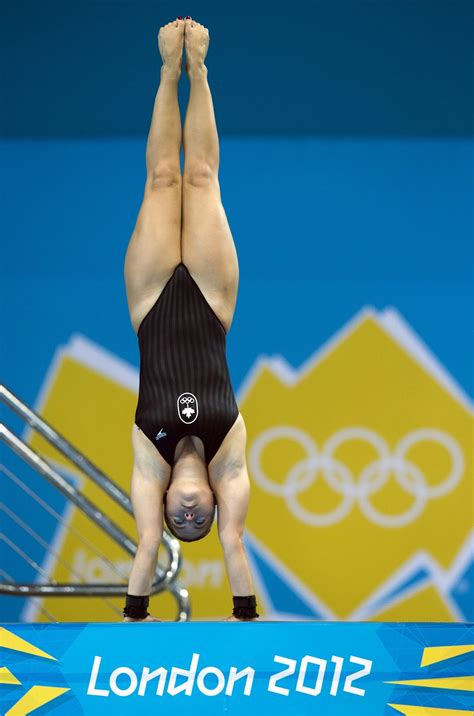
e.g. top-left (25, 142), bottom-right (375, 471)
top-left (134, 263), bottom-right (239, 465)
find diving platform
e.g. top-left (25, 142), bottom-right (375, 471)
top-left (0, 621), bottom-right (473, 715)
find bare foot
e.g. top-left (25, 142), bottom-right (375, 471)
top-left (184, 17), bottom-right (209, 76)
top-left (123, 614), bottom-right (161, 622)
top-left (158, 18), bottom-right (185, 76)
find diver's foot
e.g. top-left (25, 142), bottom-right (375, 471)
top-left (158, 18), bottom-right (185, 77)
top-left (184, 17), bottom-right (209, 77)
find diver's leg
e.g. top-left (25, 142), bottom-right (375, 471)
top-left (181, 18), bottom-right (239, 332)
top-left (124, 18), bottom-right (184, 333)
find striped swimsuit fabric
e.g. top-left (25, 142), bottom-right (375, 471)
top-left (134, 263), bottom-right (239, 465)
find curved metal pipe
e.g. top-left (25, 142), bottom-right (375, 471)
top-left (0, 422), bottom-right (190, 620)
top-left (0, 384), bottom-right (181, 578)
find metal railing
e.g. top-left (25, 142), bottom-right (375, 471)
top-left (0, 384), bottom-right (190, 621)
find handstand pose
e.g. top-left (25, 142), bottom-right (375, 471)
top-left (123, 17), bottom-right (258, 621)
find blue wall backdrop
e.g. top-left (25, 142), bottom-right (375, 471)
top-left (1, 137), bottom-right (473, 399)
top-left (0, 0), bottom-right (472, 624)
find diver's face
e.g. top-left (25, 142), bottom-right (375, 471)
top-left (165, 482), bottom-right (215, 539)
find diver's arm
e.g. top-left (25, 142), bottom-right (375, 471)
top-left (215, 467), bottom-right (259, 616)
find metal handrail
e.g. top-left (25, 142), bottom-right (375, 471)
top-left (0, 385), bottom-right (181, 575)
top-left (0, 384), bottom-right (190, 620)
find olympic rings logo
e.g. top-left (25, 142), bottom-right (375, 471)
top-left (248, 427), bottom-right (464, 528)
top-left (180, 396), bottom-right (195, 405)
top-left (177, 392), bottom-right (199, 423)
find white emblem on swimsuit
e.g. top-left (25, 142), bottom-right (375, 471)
top-left (155, 428), bottom-right (167, 441)
top-left (177, 392), bottom-right (199, 424)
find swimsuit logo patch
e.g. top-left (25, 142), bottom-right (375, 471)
top-left (177, 392), bottom-right (199, 424)
top-left (155, 428), bottom-right (167, 441)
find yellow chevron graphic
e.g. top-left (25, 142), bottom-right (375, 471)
top-left (0, 627), bottom-right (56, 661)
top-left (0, 667), bottom-right (21, 686)
top-left (388, 676), bottom-right (474, 691)
top-left (0, 628), bottom-right (69, 715)
top-left (422, 645), bottom-right (474, 668)
top-left (388, 705), bottom-right (474, 716)
top-left (387, 643), bottom-right (474, 715)
top-left (4, 685), bottom-right (70, 716)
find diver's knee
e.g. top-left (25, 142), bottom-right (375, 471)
top-left (148, 164), bottom-right (182, 190)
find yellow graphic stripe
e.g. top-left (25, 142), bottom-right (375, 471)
top-left (0, 628), bottom-right (56, 661)
top-left (0, 667), bottom-right (21, 686)
top-left (421, 646), bottom-right (474, 668)
top-left (5, 685), bottom-right (70, 715)
top-left (388, 676), bottom-right (474, 692)
top-left (388, 704), bottom-right (474, 716)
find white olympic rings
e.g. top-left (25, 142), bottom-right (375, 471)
top-left (180, 396), bottom-right (195, 405)
top-left (248, 426), bottom-right (464, 528)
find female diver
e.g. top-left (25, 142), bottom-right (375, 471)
top-left (123, 17), bottom-right (258, 622)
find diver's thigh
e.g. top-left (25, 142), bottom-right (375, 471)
top-left (181, 177), bottom-right (239, 329)
top-left (124, 177), bottom-right (182, 331)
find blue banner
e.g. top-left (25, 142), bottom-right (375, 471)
top-left (1, 622), bottom-right (473, 715)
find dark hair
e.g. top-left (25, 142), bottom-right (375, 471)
top-left (163, 493), bottom-right (217, 543)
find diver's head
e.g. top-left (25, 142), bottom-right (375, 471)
top-left (164, 473), bottom-right (216, 542)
